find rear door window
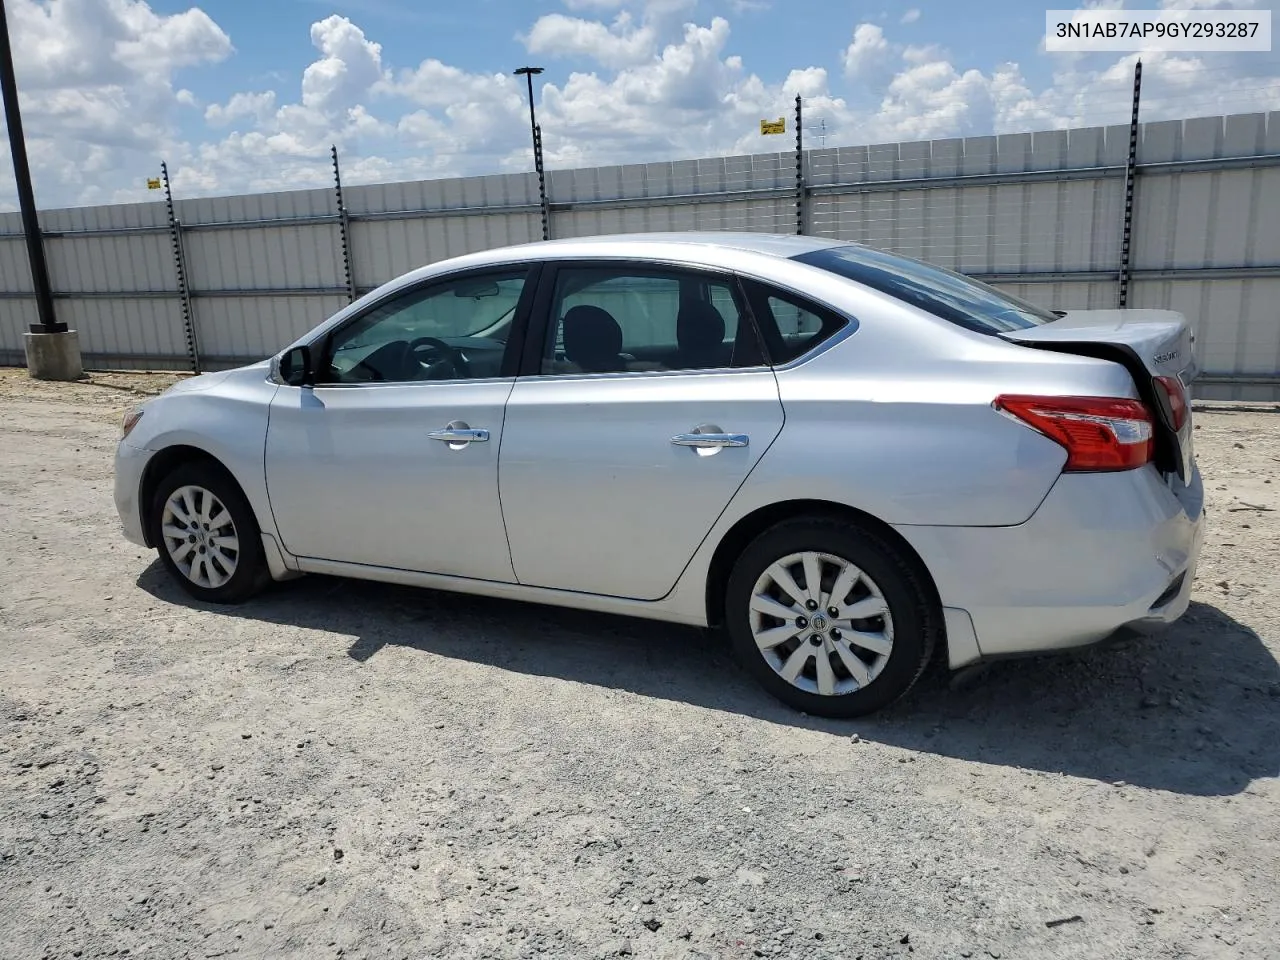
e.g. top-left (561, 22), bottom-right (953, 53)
top-left (539, 265), bottom-right (763, 374)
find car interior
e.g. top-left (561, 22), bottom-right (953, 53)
top-left (542, 272), bottom-right (756, 374)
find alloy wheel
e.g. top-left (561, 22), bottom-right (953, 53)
top-left (748, 550), bottom-right (895, 697)
top-left (161, 484), bottom-right (240, 589)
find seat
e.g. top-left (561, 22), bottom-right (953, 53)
top-left (562, 305), bottom-right (627, 373)
top-left (676, 300), bottom-right (730, 370)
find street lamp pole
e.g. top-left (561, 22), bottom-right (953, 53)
top-left (0, 0), bottom-right (60, 333)
top-left (514, 66), bottom-right (549, 241)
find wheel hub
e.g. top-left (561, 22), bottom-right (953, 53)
top-left (747, 550), bottom-right (895, 698)
top-left (160, 484), bottom-right (240, 590)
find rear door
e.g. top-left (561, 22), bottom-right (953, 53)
top-left (497, 261), bottom-right (784, 601)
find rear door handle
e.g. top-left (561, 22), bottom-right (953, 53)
top-left (670, 432), bottom-right (748, 448)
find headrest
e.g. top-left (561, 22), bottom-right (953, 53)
top-left (562, 304), bottom-right (624, 370)
top-left (677, 300), bottom-right (726, 352)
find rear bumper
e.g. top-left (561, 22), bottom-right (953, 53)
top-left (894, 463), bottom-right (1205, 663)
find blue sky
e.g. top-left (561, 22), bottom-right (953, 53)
top-left (169, 0), bottom-right (1044, 94)
top-left (3, 0), bottom-right (1278, 209)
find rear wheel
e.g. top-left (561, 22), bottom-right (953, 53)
top-left (149, 461), bottom-right (269, 604)
top-left (724, 516), bottom-right (938, 717)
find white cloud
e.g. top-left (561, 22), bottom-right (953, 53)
top-left (523, 12), bottom-right (658, 68)
top-left (900, 8), bottom-right (921, 24)
top-left (300, 15), bottom-right (386, 114)
top-left (9, 0), bottom-right (231, 91)
top-left (5, 1), bottom-right (1280, 212)
top-left (1160, 0), bottom-right (1261, 8)
top-left (0, 0), bottom-right (232, 208)
top-left (204, 91), bottom-right (277, 127)
top-left (843, 23), bottom-right (892, 78)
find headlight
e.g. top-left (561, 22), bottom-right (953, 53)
top-left (121, 407), bottom-right (145, 440)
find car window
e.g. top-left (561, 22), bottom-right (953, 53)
top-left (540, 266), bottom-right (757, 375)
top-left (793, 244), bottom-right (1055, 333)
top-left (742, 282), bottom-right (850, 364)
top-left (323, 269), bottom-right (529, 384)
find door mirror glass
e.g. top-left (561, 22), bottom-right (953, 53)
top-left (278, 345), bottom-right (313, 386)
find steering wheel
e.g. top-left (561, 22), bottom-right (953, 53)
top-left (408, 336), bottom-right (469, 379)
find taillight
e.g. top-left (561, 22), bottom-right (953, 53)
top-left (994, 395), bottom-right (1154, 472)
top-left (1155, 375), bottom-right (1188, 431)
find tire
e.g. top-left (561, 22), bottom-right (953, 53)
top-left (148, 460), bottom-right (269, 604)
top-left (724, 516), bottom-right (938, 718)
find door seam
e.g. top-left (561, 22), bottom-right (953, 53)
top-left (494, 377), bottom-right (521, 583)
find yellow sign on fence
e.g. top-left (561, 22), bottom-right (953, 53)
top-left (146, 178), bottom-right (162, 190)
top-left (760, 117), bottom-right (786, 135)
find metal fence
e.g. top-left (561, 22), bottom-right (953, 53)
top-left (2, 110), bottom-right (1279, 400)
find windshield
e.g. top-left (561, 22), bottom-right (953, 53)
top-left (793, 244), bottom-right (1056, 334)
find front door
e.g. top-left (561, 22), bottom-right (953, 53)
top-left (498, 262), bottom-right (785, 601)
top-left (265, 266), bottom-right (533, 581)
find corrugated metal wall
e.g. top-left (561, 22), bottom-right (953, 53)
top-left (1, 111), bottom-right (1277, 399)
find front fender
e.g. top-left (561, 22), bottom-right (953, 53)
top-left (127, 370), bottom-right (280, 541)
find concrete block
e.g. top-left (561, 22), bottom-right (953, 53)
top-left (24, 330), bottom-right (84, 381)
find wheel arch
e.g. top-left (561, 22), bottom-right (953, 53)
top-left (138, 445), bottom-right (245, 547)
top-left (704, 498), bottom-right (943, 634)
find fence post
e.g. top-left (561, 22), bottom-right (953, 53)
top-left (1118, 59), bottom-right (1142, 308)
top-left (331, 145), bottom-right (356, 303)
top-left (795, 95), bottom-right (805, 235)
top-left (534, 123), bottom-right (550, 241)
top-left (161, 161), bottom-right (200, 374)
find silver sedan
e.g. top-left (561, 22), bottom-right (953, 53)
top-left (113, 233), bottom-right (1205, 716)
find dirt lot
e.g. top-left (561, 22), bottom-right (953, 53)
top-left (1, 368), bottom-right (1278, 960)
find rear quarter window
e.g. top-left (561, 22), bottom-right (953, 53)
top-left (742, 280), bottom-right (850, 364)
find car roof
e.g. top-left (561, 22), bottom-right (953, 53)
top-left (531, 232), bottom-right (840, 257)
top-left (433, 232), bottom-right (844, 272)
top-left (334, 233), bottom-right (852, 323)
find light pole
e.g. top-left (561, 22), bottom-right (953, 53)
top-left (514, 65), bottom-right (549, 241)
top-left (0, 0), bottom-right (59, 334)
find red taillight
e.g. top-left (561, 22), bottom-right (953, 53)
top-left (1155, 375), bottom-right (1188, 431)
top-left (994, 395), bottom-right (1154, 472)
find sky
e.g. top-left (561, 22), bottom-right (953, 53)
top-left (2, 0), bottom-right (1278, 210)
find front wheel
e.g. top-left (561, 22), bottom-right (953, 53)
top-left (149, 461), bottom-right (269, 604)
top-left (724, 516), bottom-right (938, 718)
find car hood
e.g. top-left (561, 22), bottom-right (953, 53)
top-left (160, 360), bottom-right (272, 397)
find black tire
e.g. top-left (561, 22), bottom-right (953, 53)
top-left (149, 460), bottom-right (270, 604)
top-left (724, 515), bottom-right (939, 718)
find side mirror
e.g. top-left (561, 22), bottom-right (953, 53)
top-left (277, 345), bottom-right (314, 386)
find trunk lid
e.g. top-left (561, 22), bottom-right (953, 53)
top-left (999, 309), bottom-right (1197, 481)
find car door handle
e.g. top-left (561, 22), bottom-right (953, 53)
top-left (427, 427), bottom-right (489, 443)
top-left (670, 432), bottom-right (748, 448)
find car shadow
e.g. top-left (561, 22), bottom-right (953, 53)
top-left (137, 563), bottom-right (1279, 797)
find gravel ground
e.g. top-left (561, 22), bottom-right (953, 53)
top-left (1, 369), bottom-right (1278, 960)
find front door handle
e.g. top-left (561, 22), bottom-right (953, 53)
top-left (671, 432), bottom-right (748, 448)
top-left (428, 422), bottom-right (489, 449)
top-left (428, 428), bottom-right (489, 442)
